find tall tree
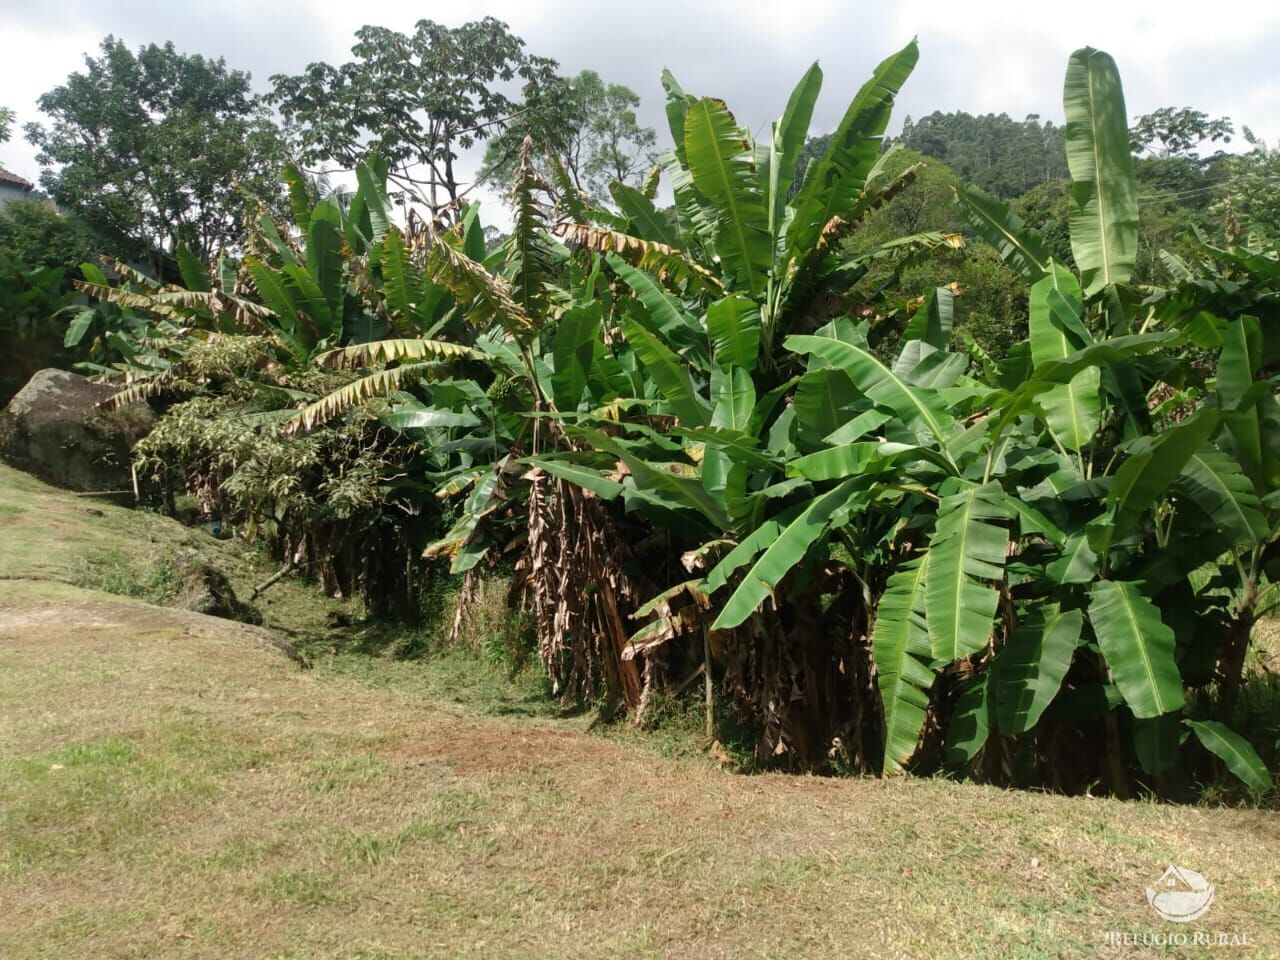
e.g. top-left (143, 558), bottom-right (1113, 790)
top-left (1129, 107), bottom-right (1233, 158)
top-left (270, 18), bottom-right (557, 215)
top-left (25, 37), bottom-right (287, 268)
top-left (0, 106), bottom-right (13, 143)
top-left (481, 70), bottom-right (657, 202)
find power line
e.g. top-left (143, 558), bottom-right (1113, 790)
top-left (1136, 172), bottom-right (1280, 204)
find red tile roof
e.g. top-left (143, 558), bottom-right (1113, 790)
top-left (0, 166), bottom-right (35, 191)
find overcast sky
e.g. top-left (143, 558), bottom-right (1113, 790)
top-left (2, 0), bottom-right (1278, 222)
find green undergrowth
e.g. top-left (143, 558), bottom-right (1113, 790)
top-left (70, 547), bottom-right (184, 606)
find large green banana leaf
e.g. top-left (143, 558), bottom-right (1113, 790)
top-left (926, 482), bottom-right (1009, 661)
top-left (1133, 713), bottom-right (1183, 776)
top-left (352, 158), bottom-right (391, 247)
top-left (380, 228), bottom-right (416, 324)
top-left (711, 477), bottom-right (863, 630)
top-left (786, 40), bottom-right (918, 263)
top-left (245, 257), bottom-right (300, 335)
top-left (1185, 720), bottom-right (1273, 792)
top-left (952, 184), bottom-right (1051, 283)
top-left (793, 367), bottom-right (858, 448)
top-left (991, 605), bottom-right (1083, 734)
top-left (283, 263), bottom-right (336, 338)
top-left (684, 97), bottom-right (772, 297)
top-left (568, 428), bottom-right (728, 530)
top-left (768, 62), bottom-right (823, 233)
top-left (306, 201), bottom-right (344, 323)
top-left (551, 302), bottom-right (602, 411)
top-left (873, 555), bottom-right (934, 773)
top-left (1177, 447), bottom-right (1270, 545)
top-left (1047, 532), bottom-right (1099, 584)
top-left (901, 286), bottom-right (955, 350)
top-left (788, 441), bottom-right (954, 482)
top-left (608, 255), bottom-right (707, 367)
top-left (530, 457), bottom-right (626, 500)
top-left (987, 332), bottom-right (1183, 450)
top-left (703, 366), bottom-right (757, 502)
top-left (1029, 264), bottom-right (1098, 451)
top-left (1063, 47), bottom-right (1138, 296)
top-left (610, 181), bottom-right (680, 247)
top-left (1088, 580), bottom-right (1183, 719)
top-left (620, 316), bottom-right (712, 427)
top-left (786, 334), bottom-right (956, 453)
top-left (707, 295), bottom-right (761, 371)
top-left (701, 505), bottom-right (803, 595)
top-left (175, 245), bottom-right (211, 293)
top-left (943, 673), bottom-right (991, 768)
top-left (1107, 406), bottom-right (1221, 539)
top-left (1217, 316), bottom-right (1280, 492)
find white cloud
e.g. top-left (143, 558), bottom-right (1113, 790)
top-left (3, 0), bottom-right (1278, 226)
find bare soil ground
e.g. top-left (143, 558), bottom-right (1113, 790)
top-left (0, 466), bottom-right (1277, 959)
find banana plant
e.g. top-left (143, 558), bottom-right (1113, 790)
top-left (500, 42), bottom-right (990, 761)
top-left (107, 43), bottom-right (1274, 794)
top-left (837, 46), bottom-right (1279, 793)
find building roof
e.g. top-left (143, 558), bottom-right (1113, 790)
top-left (0, 165), bottom-right (35, 191)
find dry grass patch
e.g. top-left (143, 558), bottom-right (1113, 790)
top-left (1, 581), bottom-right (1277, 959)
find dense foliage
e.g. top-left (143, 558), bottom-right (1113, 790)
top-left (16, 32), bottom-right (1280, 801)
top-left (25, 37), bottom-right (287, 267)
top-left (480, 69), bottom-right (658, 203)
top-left (270, 18), bottom-right (557, 213)
top-left (896, 110), bottom-right (1070, 198)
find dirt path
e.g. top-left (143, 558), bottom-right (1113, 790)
top-left (0, 579), bottom-right (1276, 959)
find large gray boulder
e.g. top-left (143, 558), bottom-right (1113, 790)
top-left (0, 368), bottom-right (154, 493)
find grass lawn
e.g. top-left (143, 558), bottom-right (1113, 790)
top-left (0, 465), bottom-right (1277, 958)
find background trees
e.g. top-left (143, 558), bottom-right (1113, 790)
top-left (25, 38), bottom-right (287, 269)
top-left (0, 200), bottom-right (97, 274)
top-left (1215, 130), bottom-right (1280, 241)
top-left (1129, 106), bottom-right (1234, 158)
top-left (270, 18), bottom-right (557, 215)
top-left (480, 70), bottom-right (658, 202)
top-left (895, 111), bottom-right (1069, 197)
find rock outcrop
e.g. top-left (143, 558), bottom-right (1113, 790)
top-left (0, 368), bottom-right (154, 494)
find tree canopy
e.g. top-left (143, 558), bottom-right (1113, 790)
top-left (24, 37), bottom-right (286, 266)
top-left (893, 111), bottom-right (1070, 198)
top-left (1129, 106), bottom-right (1233, 158)
top-left (270, 17), bottom-right (558, 214)
top-left (480, 70), bottom-right (657, 202)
